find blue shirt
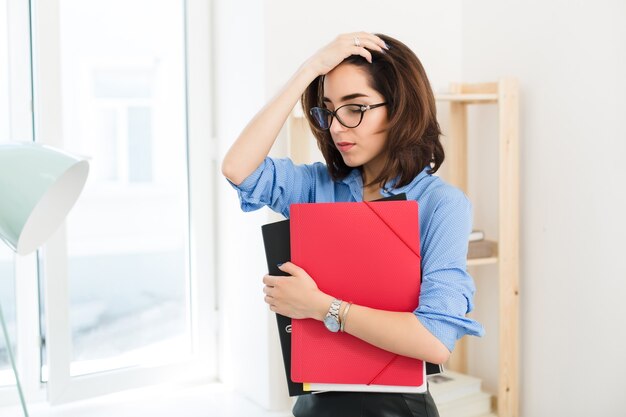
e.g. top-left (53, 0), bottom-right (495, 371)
top-left (229, 157), bottom-right (485, 352)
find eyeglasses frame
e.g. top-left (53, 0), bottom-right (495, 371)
top-left (309, 102), bottom-right (388, 130)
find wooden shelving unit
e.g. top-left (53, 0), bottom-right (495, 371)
top-left (436, 78), bottom-right (520, 417)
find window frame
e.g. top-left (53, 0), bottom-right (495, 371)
top-left (1, 0), bottom-right (217, 406)
top-left (0, 0), bottom-right (43, 406)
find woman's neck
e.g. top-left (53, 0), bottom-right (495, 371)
top-left (361, 163), bottom-right (380, 188)
top-left (361, 167), bottom-right (382, 201)
top-left (363, 184), bottom-right (382, 201)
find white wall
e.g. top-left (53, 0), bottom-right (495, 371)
top-left (213, 0), bottom-right (273, 410)
top-left (462, 1), bottom-right (626, 416)
top-left (263, 0), bottom-right (464, 96)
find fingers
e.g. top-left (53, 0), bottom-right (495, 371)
top-left (263, 275), bottom-right (276, 306)
top-left (263, 274), bottom-right (278, 286)
top-left (265, 294), bottom-right (278, 314)
top-left (263, 263), bottom-right (311, 316)
top-left (263, 283), bottom-right (276, 309)
top-left (346, 32), bottom-right (388, 53)
top-left (277, 261), bottom-right (303, 276)
top-left (264, 285), bottom-right (279, 314)
top-left (263, 274), bottom-right (279, 309)
top-left (341, 33), bottom-right (388, 64)
top-left (351, 46), bottom-right (373, 64)
top-left (309, 32), bottom-right (388, 76)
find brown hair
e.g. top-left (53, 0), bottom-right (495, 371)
top-left (301, 33), bottom-right (444, 189)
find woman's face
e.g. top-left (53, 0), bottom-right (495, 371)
top-left (323, 63), bottom-right (389, 178)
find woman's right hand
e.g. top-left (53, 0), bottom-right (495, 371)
top-left (302, 32), bottom-right (389, 77)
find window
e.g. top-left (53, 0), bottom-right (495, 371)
top-left (0, 0), bottom-right (20, 391)
top-left (1, 0), bottom-right (41, 409)
top-left (1, 0), bottom-right (215, 407)
top-left (49, 0), bottom-right (191, 378)
top-left (0, 0), bottom-right (8, 140)
top-left (0, 248), bottom-right (16, 388)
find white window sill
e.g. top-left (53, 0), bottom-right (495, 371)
top-left (1, 382), bottom-right (294, 417)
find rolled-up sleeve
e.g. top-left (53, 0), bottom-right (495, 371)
top-left (226, 157), bottom-right (318, 218)
top-left (414, 188), bottom-right (485, 352)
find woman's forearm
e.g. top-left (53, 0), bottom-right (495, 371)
top-left (221, 66), bottom-right (318, 185)
top-left (267, 263), bottom-right (451, 365)
top-left (313, 296), bottom-right (450, 365)
top-left (221, 33), bottom-right (387, 185)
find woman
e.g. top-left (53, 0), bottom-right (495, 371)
top-left (222, 32), bottom-right (484, 417)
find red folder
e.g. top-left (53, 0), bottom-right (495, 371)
top-left (290, 200), bottom-right (424, 387)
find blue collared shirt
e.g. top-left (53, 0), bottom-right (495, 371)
top-left (229, 157), bottom-right (485, 351)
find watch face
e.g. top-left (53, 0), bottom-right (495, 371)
top-left (324, 316), bottom-right (340, 332)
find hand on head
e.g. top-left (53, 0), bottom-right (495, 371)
top-left (304, 32), bottom-right (389, 76)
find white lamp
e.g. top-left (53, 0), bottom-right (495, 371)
top-left (0, 142), bottom-right (89, 417)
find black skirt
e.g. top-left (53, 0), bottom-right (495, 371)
top-left (292, 390), bottom-right (440, 417)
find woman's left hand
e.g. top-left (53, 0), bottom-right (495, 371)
top-left (263, 262), bottom-right (328, 320)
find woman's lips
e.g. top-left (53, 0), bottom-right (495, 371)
top-left (336, 142), bottom-right (355, 152)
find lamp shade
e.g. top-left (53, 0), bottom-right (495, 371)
top-left (0, 143), bottom-right (89, 255)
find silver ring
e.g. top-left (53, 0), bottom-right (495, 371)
top-left (353, 36), bottom-right (361, 47)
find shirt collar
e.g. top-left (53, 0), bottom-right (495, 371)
top-left (339, 169), bottom-right (364, 201)
top-left (339, 165), bottom-right (432, 199)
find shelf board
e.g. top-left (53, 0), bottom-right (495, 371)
top-left (435, 93), bottom-right (498, 104)
top-left (467, 257), bottom-right (498, 266)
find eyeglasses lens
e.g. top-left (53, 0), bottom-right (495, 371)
top-left (310, 107), bottom-right (331, 130)
top-left (336, 105), bottom-right (362, 128)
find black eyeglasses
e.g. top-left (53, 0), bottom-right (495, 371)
top-left (309, 102), bottom-right (387, 130)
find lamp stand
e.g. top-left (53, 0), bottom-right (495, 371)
top-left (0, 302), bottom-right (29, 417)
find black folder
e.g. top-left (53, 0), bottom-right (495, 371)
top-left (261, 193), bottom-right (442, 396)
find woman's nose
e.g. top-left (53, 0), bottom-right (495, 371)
top-left (329, 117), bottom-right (348, 135)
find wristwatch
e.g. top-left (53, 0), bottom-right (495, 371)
top-left (323, 298), bottom-right (342, 332)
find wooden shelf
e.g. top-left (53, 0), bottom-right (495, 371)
top-left (467, 240), bottom-right (499, 266)
top-left (468, 239), bottom-right (498, 259)
top-left (467, 257), bottom-right (498, 267)
top-left (437, 79), bottom-right (520, 417)
top-left (435, 93), bottom-right (498, 104)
